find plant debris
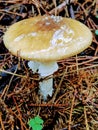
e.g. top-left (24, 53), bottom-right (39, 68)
top-left (0, 0), bottom-right (98, 130)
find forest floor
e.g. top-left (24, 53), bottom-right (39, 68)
top-left (0, 0), bottom-right (98, 130)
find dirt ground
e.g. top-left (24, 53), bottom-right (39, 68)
top-left (0, 0), bottom-right (98, 130)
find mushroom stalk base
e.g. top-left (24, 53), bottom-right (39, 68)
top-left (39, 78), bottom-right (53, 100)
top-left (28, 61), bottom-right (58, 100)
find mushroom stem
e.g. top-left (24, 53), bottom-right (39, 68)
top-left (39, 78), bottom-right (53, 100)
top-left (28, 61), bottom-right (58, 100)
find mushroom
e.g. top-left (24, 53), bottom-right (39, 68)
top-left (3, 15), bottom-right (92, 100)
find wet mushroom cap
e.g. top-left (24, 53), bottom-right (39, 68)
top-left (3, 15), bottom-right (92, 62)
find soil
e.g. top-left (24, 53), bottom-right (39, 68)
top-left (0, 0), bottom-right (98, 130)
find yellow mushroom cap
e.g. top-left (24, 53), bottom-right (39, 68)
top-left (3, 15), bottom-right (92, 62)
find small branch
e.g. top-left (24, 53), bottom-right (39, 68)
top-left (0, 9), bottom-right (23, 16)
top-left (2, 66), bottom-right (18, 100)
top-left (28, 103), bottom-right (68, 108)
top-left (0, 69), bottom-right (39, 80)
top-left (49, 1), bottom-right (67, 15)
top-left (68, 94), bottom-right (75, 130)
top-left (84, 107), bottom-right (90, 130)
top-left (12, 96), bottom-right (24, 130)
top-left (0, 112), bottom-right (5, 130)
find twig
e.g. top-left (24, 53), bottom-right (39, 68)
top-left (28, 103), bottom-right (68, 107)
top-left (0, 69), bottom-right (39, 80)
top-left (84, 107), bottom-right (90, 130)
top-left (55, 91), bottom-right (70, 104)
top-left (0, 112), bottom-right (5, 130)
top-left (52, 0), bottom-right (57, 16)
top-left (68, 94), bottom-right (75, 130)
top-left (0, 98), bottom-right (9, 114)
top-left (2, 65), bottom-right (18, 100)
top-left (49, 1), bottom-right (67, 15)
top-left (61, 123), bottom-right (81, 130)
top-left (12, 96), bottom-right (24, 130)
top-left (0, 9), bottom-right (23, 16)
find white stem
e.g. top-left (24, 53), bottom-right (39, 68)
top-left (28, 61), bottom-right (59, 100)
top-left (28, 61), bottom-right (58, 76)
top-left (38, 62), bottom-right (58, 77)
top-left (28, 61), bottom-right (39, 73)
top-left (39, 78), bottom-right (53, 100)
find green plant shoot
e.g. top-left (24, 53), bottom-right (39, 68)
top-left (28, 116), bottom-right (44, 130)
top-left (95, 30), bottom-right (98, 36)
top-left (96, 15), bottom-right (98, 19)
